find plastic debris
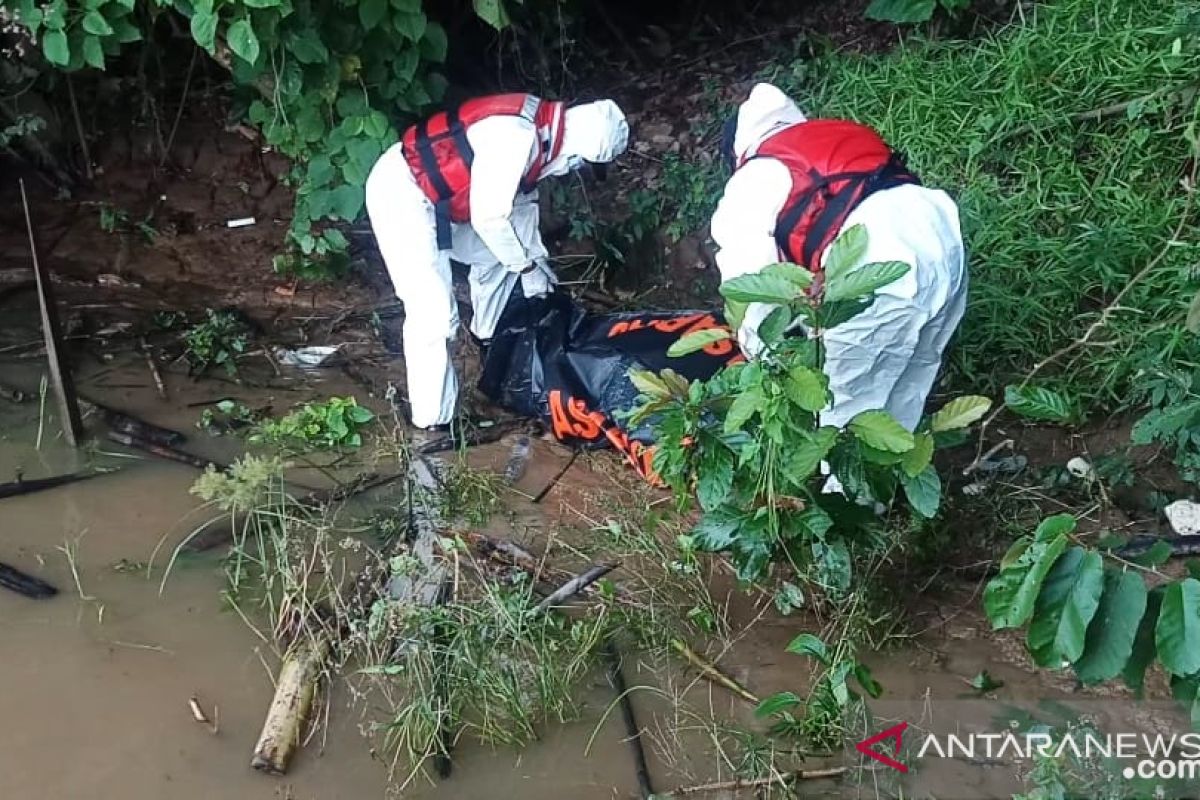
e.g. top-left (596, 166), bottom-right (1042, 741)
top-left (1066, 457), bottom-right (1094, 480)
top-left (974, 455), bottom-right (1027, 475)
top-left (272, 345), bottom-right (341, 369)
top-left (1164, 500), bottom-right (1200, 537)
top-left (226, 217), bottom-right (256, 228)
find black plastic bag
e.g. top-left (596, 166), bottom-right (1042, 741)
top-left (479, 291), bottom-right (740, 479)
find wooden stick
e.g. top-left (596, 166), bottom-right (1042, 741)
top-left (603, 642), bottom-right (655, 799)
top-left (0, 470), bottom-right (108, 500)
top-left (532, 563), bottom-right (616, 615)
top-left (0, 562), bottom-right (58, 599)
top-left (21, 179), bottom-right (84, 447)
top-left (106, 431), bottom-right (218, 470)
top-left (250, 635), bottom-right (332, 774)
top-left (670, 639), bottom-right (759, 705)
top-left (141, 337), bottom-right (168, 401)
top-left (533, 448), bottom-right (580, 504)
top-left (665, 767), bottom-right (847, 795)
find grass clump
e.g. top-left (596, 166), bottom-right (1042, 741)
top-left (779, 0), bottom-right (1200, 411)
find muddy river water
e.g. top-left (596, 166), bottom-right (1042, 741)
top-left (1, 355), bottom-right (1187, 800)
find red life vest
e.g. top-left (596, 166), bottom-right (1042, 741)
top-left (741, 119), bottom-right (920, 270)
top-left (402, 93), bottom-right (565, 248)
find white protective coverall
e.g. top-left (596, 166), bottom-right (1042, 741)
top-left (710, 83), bottom-right (967, 431)
top-left (366, 100), bottom-right (629, 429)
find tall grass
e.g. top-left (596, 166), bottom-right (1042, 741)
top-left (776, 0), bottom-right (1200, 410)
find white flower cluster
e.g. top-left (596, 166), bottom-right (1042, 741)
top-left (0, 5), bottom-right (36, 59)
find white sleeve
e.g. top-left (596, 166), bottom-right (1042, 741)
top-left (710, 158), bottom-right (792, 356)
top-left (465, 116), bottom-right (540, 270)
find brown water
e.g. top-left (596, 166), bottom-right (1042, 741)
top-left (1, 355), bottom-right (1188, 800)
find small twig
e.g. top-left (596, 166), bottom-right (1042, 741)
top-left (962, 438), bottom-right (1014, 476)
top-left (160, 46), bottom-right (199, 169)
top-left (666, 767), bottom-right (847, 795)
top-left (65, 74), bottom-right (94, 181)
top-left (188, 695), bottom-right (220, 734)
top-left (533, 448), bottom-right (580, 503)
top-left (141, 337), bottom-right (168, 401)
top-left (670, 638), bottom-right (759, 705)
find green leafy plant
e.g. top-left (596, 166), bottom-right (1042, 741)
top-left (865, 0), bottom-right (971, 25)
top-left (198, 399), bottom-right (259, 436)
top-left (984, 513), bottom-right (1200, 724)
top-left (252, 395), bottom-right (374, 450)
top-left (182, 309), bottom-right (249, 376)
top-left (634, 225), bottom-right (991, 588)
top-left (1130, 367), bottom-right (1200, 483)
top-left (661, 153), bottom-right (724, 241)
top-left (755, 632), bottom-right (881, 751)
top-left (98, 202), bottom-right (157, 241)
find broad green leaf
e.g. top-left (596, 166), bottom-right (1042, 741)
top-left (724, 388), bottom-right (764, 434)
top-left (394, 10), bottom-right (427, 41)
top-left (787, 426), bottom-right (838, 481)
top-left (762, 262), bottom-right (813, 289)
top-left (785, 366), bottom-right (828, 412)
top-left (667, 328), bottom-right (730, 357)
top-left (1123, 587), bottom-right (1163, 692)
top-left (1132, 540), bottom-right (1174, 568)
top-left (82, 35), bottom-right (105, 69)
top-left (82, 10), bottom-right (113, 35)
top-left (243, 0), bottom-right (282, 7)
top-left (755, 691), bottom-right (802, 718)
top-left (813, 539), bottom-right (853, 594)
top-left (629, 369), bottom-right (670, 400)
top-left (420, 21), bottom-right (449, 62)
top-left (697, 445), bottom-right (734, 512)
top-left (818, 298), bottom-right (872, 329)
top-left (691, 506), bottom-right (742, 552)
top-left (328, 184), bottom-right (364, 221)
top-left (286, 29), bottom-right (328, 63)
top-left (849, 410), bottom-right (914, 453)
top-left (785, 633), bottom-right (830, 664)
top-left (930, 395), bottom-right (992, 432)
top-left (43, 29), bottom-right (70, 66)
top-left (111, 17), bottom-right (142, 43)
top-left (984, 522), bottom-right (1073, 629)
top-left (322, 228), bottom-right (349, 251)
top-left (723, 300), bottom-right (747, 330)
top-left (901, 465), bottom-right (941, 518)
top-left (757, 306), bottom-right (792, 345)
top-left (860, 443), bottom-right (905, 466)
top-left (1186, 289), bottom-right (1200, 334)
top-left (1034, 513), bottom-right (1078, 543)
top-left (392, 0), bottom-right (422, 10)
top-left (822, 224), bottom-right (869, 284)
top-left (901, 431), bottom-right (934, 477)
top-left (473, 0), bottom-right (510, 30)
top-left (1156, 578), bottom-right (1200, 676)
top-left (227, 18), bottom-right (260, 64)
top-left (1027, 547), bottom-right (1104, 667)
top-left (189, 10), bottom-right (217, 52)
top-left (865, 0), bottom-right (937, 23)
top-left (854, 663), bottom-right (883, 698)
top-left (1004, 385), bottom-right (1077, 423)
top-left (359, 0), bottom-right (388, 29)
top-left (1073, 569), bottom-right (1149, 684)
top-left (719, 272), bottom-right (802, 305)
top-left (825, 260), bottom-right (910, 303)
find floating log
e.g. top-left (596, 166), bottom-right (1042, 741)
top-left (85, 400), bottom-right (186, 446)
top-left (0, 562), bottom-right (58, 599)
top-left (106, 431), bottom-right (217, 470)
top-left (250, 635), bottom-right (332, 775)
top-left (0, 470), bottom-right (107, 500)
top-left (250, 454), bottom-right (451, 777)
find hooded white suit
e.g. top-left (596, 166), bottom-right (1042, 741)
top-left (366, 99), bottom-right (629, 429)
top-left (711, 83), bottom-right (967, 431)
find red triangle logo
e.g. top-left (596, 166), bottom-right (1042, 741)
top-left (855, 721), bottom-right (909, 773)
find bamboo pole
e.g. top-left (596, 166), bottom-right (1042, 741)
top-left (250, 635), bottom-right (332, 774)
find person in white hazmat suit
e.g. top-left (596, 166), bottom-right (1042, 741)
top-left (711, 83), bottom-right (967, 433)
top-left (365, 94), bottom-right (629, 436)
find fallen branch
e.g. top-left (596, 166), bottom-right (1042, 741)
top-left (533, 449), bottom-right (580, 504)
top-left (0, 562), bottom-right (58, 599)
top-left (141, 337), bottom-right (168, 401)
top-left (250, 634), bottom-right (332, 774)
top-left (670, 638), bottom-right (759, 705)
top-left (665, 767), bottom-right (847, 796)
top-left (532, 563), bottom-right (616, 615)
top-left (0, 469), bottom-right (112, 500)
top-left (106, 431), bottom-right (218, 470)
